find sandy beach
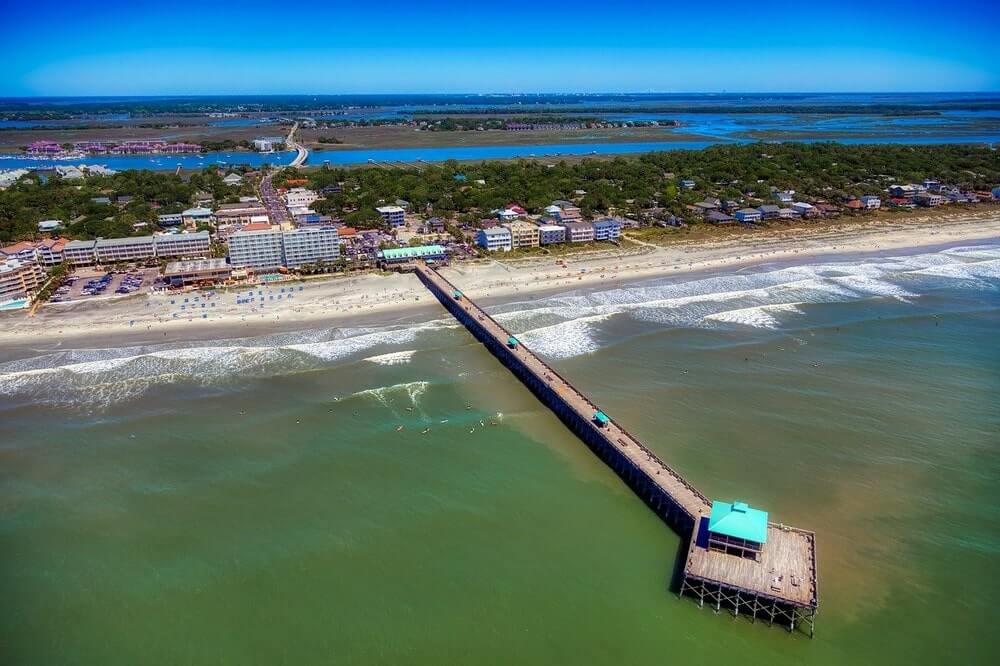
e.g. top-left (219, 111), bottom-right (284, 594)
top-left (3, 210), bottom-right (998, 347)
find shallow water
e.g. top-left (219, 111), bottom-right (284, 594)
top-left (1, 243), bottom-right (998, 664)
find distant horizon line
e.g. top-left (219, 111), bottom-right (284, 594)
top-left (2, 90), bottom-right (999, 100)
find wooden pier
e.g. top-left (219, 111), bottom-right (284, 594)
top-left (412, 263), bottom-right (818, 636)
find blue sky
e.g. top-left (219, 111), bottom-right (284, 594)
top-left (2, 0), bottom-right (997, 96)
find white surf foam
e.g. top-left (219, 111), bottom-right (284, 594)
top-left (364, 350), bottom-right (417, 366)
top-left (703, 303), bottom-right (804, 329)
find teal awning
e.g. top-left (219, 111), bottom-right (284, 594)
top-left (593, 411), bottom-right (610, 425)
top-left (453, 290), bottom-right (463, 299)
top-left (708, 500), bottom-right (768, 544)
top-left (507, 336), bottom-right (519, 347)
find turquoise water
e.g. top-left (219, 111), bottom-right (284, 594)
top-left (1, 242), bottom-right (998, 663)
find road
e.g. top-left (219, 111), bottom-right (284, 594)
top-left (287, 121), bottom-right (308, 167)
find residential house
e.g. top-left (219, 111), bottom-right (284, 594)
top-left (757, 204), bottom-right (780, 220)
top-left (734, 208), bottom-right (762, 224)
top-left (680, 179), bottom-right (696, 189)
top-left (774, 191), bottom-right (794, 204)
top-left (504, 221), bottom-right (540, 248)
top-left (915, 192), bottom-right (945, 207)
top-left (477, 226), bottom-right (513, 252)
top-left (591, 218), bottom-right (622, 241)
top-left (705, 211), bottom-right (736, 225)
top-left (860, 195), bottom-right (881, 210)
top-left (537, 224), bottom-right (566, 245)
top-left (223, 173), bottom-right (243, 186)
top-left (563, 221), bottom-right (595, 243)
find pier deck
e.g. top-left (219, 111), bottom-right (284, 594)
top-left (413, 263), bottom-right (817, 635)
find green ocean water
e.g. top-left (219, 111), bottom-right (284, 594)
top-left (1, 243), bottom-right (998, 664)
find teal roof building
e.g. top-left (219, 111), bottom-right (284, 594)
top-left (708, 500), bottom-right (768, 545)
top-left (377, 245), bottom-right (447, 263)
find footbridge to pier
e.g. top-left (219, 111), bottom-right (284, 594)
top-left (410, 262), bottom-right (818, 636)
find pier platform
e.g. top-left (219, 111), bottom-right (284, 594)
top-left (412, 262), bottom-right (818, 636)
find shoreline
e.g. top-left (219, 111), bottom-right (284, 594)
top-left (2, 212), bottom-right (997, 351)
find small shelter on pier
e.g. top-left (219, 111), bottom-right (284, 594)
top-left (593, 411), bottom-right (610, 428)
top-left (707, 500), bottom-right (768, 560)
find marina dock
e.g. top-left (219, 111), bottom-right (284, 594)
top-left (411, 262), bottom-right (818, 636)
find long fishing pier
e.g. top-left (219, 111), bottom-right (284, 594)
top-left (411, 262), bottom-right (818, 636)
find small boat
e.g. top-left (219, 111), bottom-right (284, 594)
top-left (395, 425), bottom-right (404, 432)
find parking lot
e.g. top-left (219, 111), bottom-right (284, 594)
top-left (51, 267), bottom-right (162, 303)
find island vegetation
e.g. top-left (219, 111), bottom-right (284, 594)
top-left (2, 143), bottom-right (998, 243)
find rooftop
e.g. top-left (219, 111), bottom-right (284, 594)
top-left (708, 500), bottom-right (768, 543)
top-left (378, 245), bottom-right (447, 260)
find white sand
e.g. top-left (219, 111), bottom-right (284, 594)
top-left (2, 211), bottom-right (998, 345)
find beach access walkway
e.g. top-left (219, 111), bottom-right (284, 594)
top-left (410, 261), bottom-right (818, 636)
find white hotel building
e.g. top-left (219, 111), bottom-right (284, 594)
top-left (61, 232), bottom-right (212, 266)
top-left (228, 226), bottom-right (284, 269)
top-left (281, 227), bottom-right (340, 269)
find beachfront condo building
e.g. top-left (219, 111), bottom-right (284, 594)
top-left (281, 226), bottom-right (340, 269)
top-left (63, 240), bottom-right (98, 266)
top-left (376, 205), bottom-right (406, 227)
top-left (477, 226), bottom-right (513, 252)
top-left (563, 221), bottom-right (595, 243)
top-left (153, 231), bottom-right (211, 259)
top-left (504, 221), bottom-right (540, 249)
top-left (0, 258), bottom-right (45, 303)
top-left (538, 224), bottom-right (566, 245)
top-left (94, 236), bottom-right (156, 263)
top-left (591, 218), bottom-right (622, 241)
top-left (36, 238), bottom-right (67, 266)
top-left (228, 225), bottom-right (284, 269)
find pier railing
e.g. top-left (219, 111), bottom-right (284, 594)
top-left (415, 264), bottom-right (711, 519)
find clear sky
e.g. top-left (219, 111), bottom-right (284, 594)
top-left (2, 0), bottom-right (997, 96)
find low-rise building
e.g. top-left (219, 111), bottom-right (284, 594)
top-left (228, 224), bottom-right (284, 269)
top-left (0, 258), bottom-right (45, 303)
top-left (36, 238), bottom-right (67, 266)
top-left (214, 202), bottom-right (268, 225)
top-left (591, 218), bottom-right (622, 241)
top-left (757, 204), bottom-right (780, 220)
top-left (37, 219), bottom-right (62, 232)
top-left (377, 245), bottom-right (447, 265)
top-left (915, 192), bottom-right (945, 207)
top-left (792, 202), bottom-right (815, 217)
top-left (163, 258), bottom-right (233, 287)
top-left (0, 241), bottom-right (39, 263)
top-left (680, 179), bottom-right (696, 189)
top-left (181, 207), bottom-right (214, 227)
top-left (376, 205), bottom-right (406, 227)
top-left (556, 206), bottom-right (583, 223)
top-left (94, 236), bottom-right (156, 263)
top-left (505, 221), bottom-right (540, 248)
top-left (537, 224), bottom-right (566, 245)
top-left (860, 195), bottom-right (881, 210)
top-left (774, 190), bottom-right (794, 204)
top-left (477, 226), bottom-right (513, 252)
top-left (285, 187), bottom-right (318, 208)
top-left (63, 240), bottom-right (98, 266)
top-left (563, 221), bottom-right (595, 243)
top-left (158, 213), bottom-right (183, 226)
top-left (223, 173), bottom-right (243, 186)
top-left (706, 211), bottom-right (736, 225)
top-left (153, 231), bottom-right (211, 259)
top-left (735, 208), bottom-right (762, 223)
top-left (281, 226), bottom-right (340, 269)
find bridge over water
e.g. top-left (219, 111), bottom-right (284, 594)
top-left (410, 262), bottom-right (818, 636)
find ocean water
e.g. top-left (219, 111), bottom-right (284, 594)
top-left (1, 243), bottom-right (998, 664)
